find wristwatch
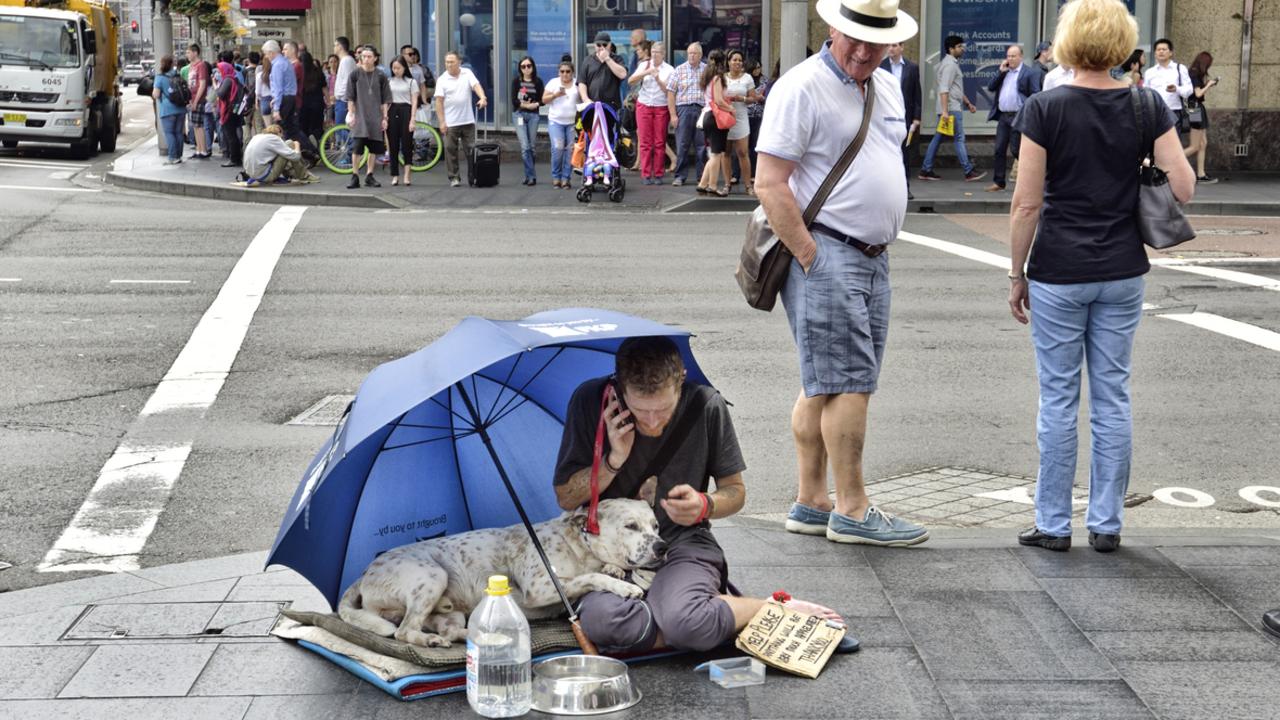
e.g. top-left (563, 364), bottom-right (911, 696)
top-left (1008, 271), bottom-right (1025, 280)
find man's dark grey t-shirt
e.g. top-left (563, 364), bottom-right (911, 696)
top-left (345, 68), bottom-right (392, 139)
top-left (553, 377), bottom-right (746, 551)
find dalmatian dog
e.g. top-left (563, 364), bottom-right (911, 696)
top-left (338, 498), bottom-right (665, 648)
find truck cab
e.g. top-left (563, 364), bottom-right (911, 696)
top-left (0, 1), bottom-right (121, 158)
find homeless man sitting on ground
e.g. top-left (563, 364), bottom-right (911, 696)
top-left (553, 336), bottom-right (847, 652)
top-left (240, 124), bottom-right (319, 185)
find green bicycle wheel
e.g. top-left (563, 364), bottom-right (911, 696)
top-left (407, 121), bottom-right (442, 172)
top-left (319, 123), bottom-right (369, 174)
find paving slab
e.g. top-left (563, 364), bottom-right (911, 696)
top-left (1178, 566), bottom-right (1280, 634)
top-left (1157, 545), bottom-right (1280, 567)
top-left (742, 527), bottom-right (873, 568)
top-left (891, 590), bottom-right (1118, 681)
top-left (63, 602), bottom-right (218, 640)
top-left (866, 547), bottom-right (1041, 592)
top-left (1040, 577), bottom-right (1252, 632)
top-left (57, 644), bottom-right (216, 698)
top-left (744, 647), bottom-right (951, 720)
top-left (129, 551), bottom-right (270, 589)
top-left (1117, 660), bottom-right (1280, 720)
top-left (0, 696), bottom-right (252, 720)
top-left (731, 566), bottom-right (894, 618)
top-left (0, 572), bottom-right (163, 621)
top-left (1086, 630), bottom-right (1280, 662)
top-left (243, 691), bottom-right (423, 720)
top-left (934, 679), bottom-right (1154, 720)
top-left (1011, 546), bottom-right (1188, 579)
top-left (0, 646), bottom-right (96, 699)
top-left (94, 579), bottom-right (239, 605)
top-left (187, 642), bottom-right (360, 696)
top-left (0, 605), bottom-right (93, 647)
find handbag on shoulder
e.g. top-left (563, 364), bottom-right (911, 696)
top-left (735, 80), bottom-right (877, 311)
top-left (1130, 87), bottom-right (1196, 250)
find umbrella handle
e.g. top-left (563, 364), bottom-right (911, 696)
top-left (571, 618), bottom-right (599, 656)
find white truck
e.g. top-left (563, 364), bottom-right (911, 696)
top-left (0, 0), bottom-right (121, 158)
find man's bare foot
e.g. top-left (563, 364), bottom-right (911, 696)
top-left (785, 598), bottom-right (843, 623)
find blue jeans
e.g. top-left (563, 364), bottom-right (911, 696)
top-left (548, 120), bottom-right (574, 181)
top-left (673, 103), bottom-right (706, 182)
top-left (1028, 276), bottom-right (1146, 538)
top-left (922, 112), bottom-right (974, 174)
top-left (160, 113), bottom-right (184, 161)
top-left (515, 110), bottom-right (539, 180)
top-left (333, 99), bottom-right (349, 144)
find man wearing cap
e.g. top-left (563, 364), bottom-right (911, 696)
top-left (579, 32), bottom-right (628, 112)
top-left (755, 0), bottom-right (929, 547)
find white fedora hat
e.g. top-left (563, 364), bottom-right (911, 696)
top-left (816, 0), bottom-right (918, 45)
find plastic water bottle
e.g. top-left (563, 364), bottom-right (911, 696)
top-left (466, 575), bottom-right (532, 718)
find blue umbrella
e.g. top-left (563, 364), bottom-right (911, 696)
top-left (266, 308), bottom-right (710, 631)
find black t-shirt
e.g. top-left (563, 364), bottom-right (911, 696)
top-left (553, 377), bottom-right (745, 551)
top-left (577, 54), bottom-right (625, 110)
top-left (1013, 86), bottom-right (1174, 284)
top-left (511, 76), bottom-right (545, 111)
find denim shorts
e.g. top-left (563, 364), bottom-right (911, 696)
top-left (780, 231), bottom-right (891, 396)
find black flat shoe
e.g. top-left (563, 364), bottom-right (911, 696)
top-left (364, 174), bottom-right (381, 188)
top-left (1088, 532), bottom-right (1121, 553)
top-left (1263, 609), bottom-right (1280, 639)
top-left (1018, 527), bottom-right (1071, 551)
top-left (346, 175), bottom-right (360, 189)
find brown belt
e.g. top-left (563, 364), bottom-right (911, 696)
top-left (809, 222), bottom-right (887, 258)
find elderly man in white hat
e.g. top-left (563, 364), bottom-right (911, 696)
top-left (756, 0), bottom-right (930, 547)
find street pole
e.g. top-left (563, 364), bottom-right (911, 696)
top-left (152, 0), bottom-right (172, 156)
top-left (779, 0), bottom-right (808, 75)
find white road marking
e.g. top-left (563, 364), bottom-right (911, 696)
top-left (0, 158), bottom-right (89, 170)
top-left (1158, 311), bottom-right (1280, 352)
top-left (0, 184), bottom-right (99, 193)
top-left (39, 205), bottom-right (307, 574)
top-left (1152, 257), bottom-right (1280, 266)
top-left (1239, 486), bottom-right (1280, 508)
top-left (896, 231), bottom-right (1280, 354)
top-left (0, 278), bottom-right (20, 282)
top-left (1152, 487), bottom-right (1216, 508)
top-left (1153, 262), bottom-right (1280, 292)
top-left (49, 171), bottom-right (74, 180)
top-left (973, 486), bottom-right (1086, 505)
top-left (109, 279), bottom-right (192, 285)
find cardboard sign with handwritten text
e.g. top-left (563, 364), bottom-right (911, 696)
top-left (734, 601), bottom-right (845, 679)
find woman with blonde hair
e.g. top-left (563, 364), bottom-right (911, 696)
top-left (1008, 0), bottom-right (1194, 553)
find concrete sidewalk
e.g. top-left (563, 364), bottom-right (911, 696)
top-left (103, 138), bottom-right (1280, 216)
top-left (2, 523), bottom-right (1277, 719)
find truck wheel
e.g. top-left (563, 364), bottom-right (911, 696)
top-left (1, 140), bottom-right (16, 149)
top-left (71, 110), bottom-right (99, 159)
top-left (99, 110), bottom-right (118, 153)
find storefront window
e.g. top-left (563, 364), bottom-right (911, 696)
top-left (583, 0), bottom-right (663, 65)
top-left (421, 0), bottom-right (436, 72)
top-left (669, 0), bottom-right (762, 66)
top-left (510, 0), bottom-right (572, 117)
top-left (452, 0), bottom-right (494, 121)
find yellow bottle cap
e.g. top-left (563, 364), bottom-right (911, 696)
top-left (487, 575), bottom-right (510, 596)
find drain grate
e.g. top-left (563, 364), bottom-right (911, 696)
top-left (62, 601), bottom-right (286, 640)
top-left (287, 395), bottom-right (354, 426)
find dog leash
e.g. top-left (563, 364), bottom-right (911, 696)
top-left (585, 383), bottom-right (612, 536)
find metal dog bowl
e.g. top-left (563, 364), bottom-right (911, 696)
top-left (530, 655), bottom-right (641, 715)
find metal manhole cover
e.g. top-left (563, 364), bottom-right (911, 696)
top-left (288, 394), bottom-right (354, 426)
top-left (865, 466), bottom-right (1144, 527)
top-left (62, 601), bottom-right (286, 640)
top-left (1194, 228), bottom-right (1263, 237)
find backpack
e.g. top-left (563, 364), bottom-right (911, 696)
top-left (234, 76), bottom-right (255, 118)
top-left (167, 73), bottom-right (192, 106)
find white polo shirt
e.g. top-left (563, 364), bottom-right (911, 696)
top-left (434, 68), bottom-right (480, 127)
top-left (634, 61), bottom-right (674, 107)
top-left (1143, 61), bottom-right (1193, 111)
top-left (756, 43), bottom-right (908, 245)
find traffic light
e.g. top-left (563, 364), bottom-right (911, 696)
top-left (130, 20), bottom-right (139, 33)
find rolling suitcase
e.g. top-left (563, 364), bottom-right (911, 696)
top-left (469, 109), bottom-right (500, 187)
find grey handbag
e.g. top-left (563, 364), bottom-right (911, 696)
top-left (735, 79), bottom-right (877, 311)
top-left (1131, 87), bottom-right (1196, 250)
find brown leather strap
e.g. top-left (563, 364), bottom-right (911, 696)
top-left (802, 78), bottom-right (877, 227)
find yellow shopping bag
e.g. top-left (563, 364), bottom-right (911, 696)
top-left (936, 115), bottom-right (955, 137)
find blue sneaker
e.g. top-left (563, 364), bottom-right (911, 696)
top-left (827, 507), bottom-right (929, 546)
top-left (785, 502), bottom-right (831, 536)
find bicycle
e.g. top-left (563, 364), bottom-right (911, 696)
top-left (319, 120), bottom-right (442, 174)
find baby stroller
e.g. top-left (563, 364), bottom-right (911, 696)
top-left (575, 102), bottom-right (626, 203)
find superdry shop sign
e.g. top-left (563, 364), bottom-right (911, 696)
top-left (240, 0), bottom-right (311, 11)
top-left (254, 28), bottom-right (289, 39)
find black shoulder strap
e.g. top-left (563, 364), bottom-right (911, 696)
top-left (1130, 86), bottom-right (1152, 162)
top-left (637, 387), bottom-right (712, 482)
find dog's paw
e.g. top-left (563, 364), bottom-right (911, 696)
top-left (602, 563), bottom-right (626, 579)
top-left (606, 579), bottom-right (645, 599)
top-left (396, 628), bottom-right (453, 648)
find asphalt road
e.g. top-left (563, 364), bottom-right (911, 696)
top-left (1, 138), bottom-right (1278, 592)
